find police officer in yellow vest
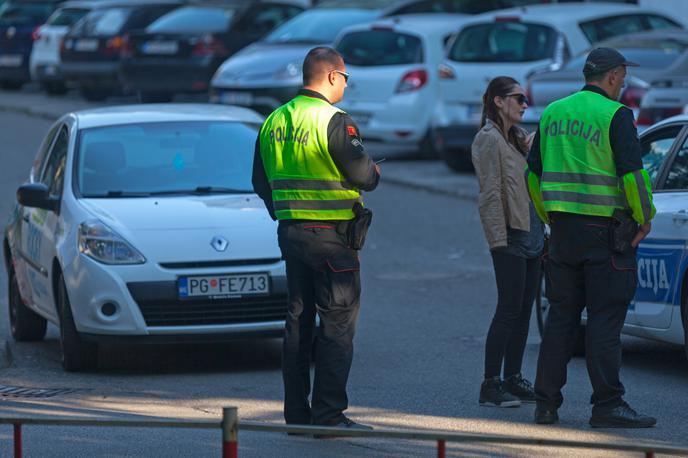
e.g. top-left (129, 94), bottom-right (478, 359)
top-left (252, 47), bottom-right (380, 433)
top-left (526, 48), bottom-right (657, 428)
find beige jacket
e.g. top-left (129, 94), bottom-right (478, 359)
top-left (471, 119), bottom-right (531, 249)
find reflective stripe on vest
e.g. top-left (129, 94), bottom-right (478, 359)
top-left (539, 90), bottom-right (625, 217)
top-left (259, 95), bottom-right (362, 220)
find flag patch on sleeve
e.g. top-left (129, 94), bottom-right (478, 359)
top-left (347, 125), bottom-right (357, 137)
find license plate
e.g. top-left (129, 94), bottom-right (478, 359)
top-left (349, 111), bottom-right (371, 126)
top-left (178, 273), bottom-right (269, 299)
top-left (219, 91), bottom-right (253, 106)
top-left (74, 38), bottom-right (98, 52)
top-left (0, 55), bottom-right (22, 67)
top-left (142, 41), bottom-right (178, 55)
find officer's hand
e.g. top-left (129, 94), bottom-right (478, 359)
top-left (631, 222), bottom-right (651, 248)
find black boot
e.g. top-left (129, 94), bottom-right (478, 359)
top-left (590, 402), bottom-right (657, 428)
top-left (503, 373), bottom-right (536, 403)
top-left (479, 376), bottom-right (521, 408)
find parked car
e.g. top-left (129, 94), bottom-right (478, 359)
top-left (638, 77), bottom-right (688, 131)
top-left (332, 15), bottom-right (469, 157)
top-left (29, 0), bottom-right (98, 94)
top-left (535, 115), bottom-right (688, 358)
top-left (524, 29), bottom-right (688, 133)
top-left (60, 0), bottom-right (182, 101)
top-left (119, 1), bottom-right (304, 103)
top-left (435, 3), bottom-right (683, 171)
top-left (209, 3), bottom-right (384, 115)
top-left (0, 0), bottom-right (62, 89)
top-left (3, 104), bottom-right (288, 371)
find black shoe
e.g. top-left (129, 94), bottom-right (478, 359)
top-left (503, 373), bottom-right (536, 403)
top-left (589, 402), bottom-right (657, 428)
top-left (479, 376), bottom-right (521, 408)
top-left (313, 417), bottom-right (374, 439)
top-left (534, 408), bottom-right (559, 425)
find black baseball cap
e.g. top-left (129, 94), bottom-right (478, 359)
top-left (583, 47), bottom-right (639, 76)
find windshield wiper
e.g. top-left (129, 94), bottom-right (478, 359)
top-left (149, 187), bottom-right (252, 196)
top-left (90, 191), bottom-right (153, 197)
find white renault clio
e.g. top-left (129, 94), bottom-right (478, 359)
top-left (3, 104), bottom-right (287, 371)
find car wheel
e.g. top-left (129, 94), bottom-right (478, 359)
top-left (43, 81), bottom-right (67, 95)
top-left (80, 87), bottom-right (109, 102)
top-left (139, 91), bottom-right (173, 103)
top-left (1, 80), bottom-right (23, 90)
top-left (57, 273), bottom-right (98, 372)
top-left (440, 148), bottom-right (473, 172)
top-left (417, 130), bottom-right (440, 159)
top-left (8, 266), bottom-right (47, 341)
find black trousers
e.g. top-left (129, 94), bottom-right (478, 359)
top-left (484, 251), bottom-right (540, 379)
top-left (277, 221), bottom-right (361, 425)
top-left (535, 212), bottom-right (637, 412)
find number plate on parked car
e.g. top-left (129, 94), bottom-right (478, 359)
top-left (142, 41), bottom-right (178, 55)
top-left (178, 273), bottom-right (269, 299)
top-left (219, 91), bottom-right (253, 106)
top-left (74, 38), bottom-right (98, 52)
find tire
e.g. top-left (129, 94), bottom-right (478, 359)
top-left (440, 148), bottom-right (473, 172)
top-left (138, 91), bottom-right (173, 103)
top-left (417, 130), bottom-right (440, 159)
top-left (8, 266), bottom-right (47, 341)
top-left (80, 87), bottom-right (109, 102)
top-left (43, 81), bottom-right (67, 95)
top-left (57, 273), bottom-right (98, 372)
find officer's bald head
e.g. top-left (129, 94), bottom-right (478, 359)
top-left (303, 47), bottom-right (344, 86)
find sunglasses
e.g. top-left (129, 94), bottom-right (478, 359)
top-left (332, 70), bottom-right (350, 83)
top-left (506, 93), bottom-right (529, 105)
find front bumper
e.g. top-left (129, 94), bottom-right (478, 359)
top-left (61, 60), bottom-right (120, 86)
top-left (33, 63), bottom-right (64, 83)
top-left (210, 85), bottom-right (299, 116)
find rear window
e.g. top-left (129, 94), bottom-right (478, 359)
top-left (77, 121), bottom-right (259, 197)
top-left (146, 6), bottom-right (237, 34)
top-left (580, 14), bottom-right (682, 44)
top-left (265, 9), bottom-right (378, 44)
top-left (337, 30), bottom-right (423, 67)
top-left (449, 21), bottom-right (557, 63)
top-left (0, 2), bottom-right (55, 26)
top-left (46, 7), bottom-right (89, 27)
top-left (72, 7), bottom-right (132, 36)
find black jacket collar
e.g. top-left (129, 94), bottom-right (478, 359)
top-left (582, 84), bottom-right (611, 100)
top-left (298, 88), bottom-right (331, 104)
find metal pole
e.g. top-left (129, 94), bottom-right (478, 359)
top-left (13, 423), bottom-right (22, 458)
top-left (437, 439), bottom-right (445, 458)
top-left (222, 407), bottom-right (238, 458)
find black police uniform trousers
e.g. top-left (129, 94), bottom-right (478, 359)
top-left (277, 220), bottom-right (361, 425)
top-left (535, 212), bottom-right (637, 413)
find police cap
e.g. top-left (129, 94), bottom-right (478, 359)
top-left (583, 47), bottom-right (639, 77)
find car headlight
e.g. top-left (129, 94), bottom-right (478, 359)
top-left (78, 220), bottom-right (146, 265)
top-left (274, 61), bottom-right (302, 80)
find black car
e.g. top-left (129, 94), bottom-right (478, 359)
top-left (60, 0), bottom-right (182, 101)
top-left (119, 0), bottom-right (303, 103)
top-left (0, 0), bottom-right (62, 89)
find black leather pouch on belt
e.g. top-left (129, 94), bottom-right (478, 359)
top-left (344, 202), bottom-right (373, 250)
top-left (610, 208), bottom-right (638, 254)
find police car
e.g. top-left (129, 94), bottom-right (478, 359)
top-left (3, 104), bottom-right (288, 372)
top-left (536, 115), bottom-right (688, 358)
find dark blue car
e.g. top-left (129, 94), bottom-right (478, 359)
top-left (0, 0), bottom-right (62, 89)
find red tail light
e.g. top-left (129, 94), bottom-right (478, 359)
top-left (396, 69), bottom-right (428, 93)
top-left (619, 86), bottom-right (647, 109)
top-left (192, 34), bottom-right (226, 57)
top-left (104, 35), bottom-right (124, 56)
top-left (31, 26), bottom-right (42, 41)
top-left (438, 63), bottom-right (455, 80)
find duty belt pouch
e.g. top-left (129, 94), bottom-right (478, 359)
top-left (610, 209), bottom-right (638, 254)
top-left (347, 202), bottom-right (373, 250)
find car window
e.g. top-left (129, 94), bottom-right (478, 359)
top-left (337, 30), bottom-right (423, 67)
top-left (640, 125), bottom-right (683, 185)
top-left (646, 15), bottom-right (681, 31)
top-left (233, 4), bottom-right (302, 34)
top-left (46, 7), bottom-right (88, 27)
top-left (41, 127), bottom-right (69, 197)
top-left (448, 22), bottom-right (556, 63)
top-left (662, 134), bottom-right (688, 191)
top-left (32, 123), bottom-right (61, 183)
top-left (72, 7), bottom-right (132, 36)
top-left (146, 6), bottom-right (238, 34)
top-left (126, 5), bottom-right (179, 30)
top-left (580, 15), bottom-right (647, 44)
top-left (0, 2), bottom-right (54, 25)
top-left (265, 10), bottom-right (378, 44)
top-left (76, 121), bottom-right (259, 197)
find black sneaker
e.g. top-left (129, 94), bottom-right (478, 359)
top-left (313, 417), bottom-right (374, 439)
top-left (503, 373), bottom-right (536, 403)
top-left (590, 402), bottom-right (657, 428)
top-left (479, 376), bottom-right (521, 408)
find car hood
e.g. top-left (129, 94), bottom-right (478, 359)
top-left (213, 41), bottom-right (317, 87)
top-left (79, 195), bottom-right (280, 262)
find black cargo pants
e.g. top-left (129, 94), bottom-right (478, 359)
top-left (277, 220), bottom-right (361, 425)
top-left (535, 212), bottom-right (637, 413)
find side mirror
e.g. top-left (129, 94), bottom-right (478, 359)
top-left (16, 183), bottom-right (59, 212)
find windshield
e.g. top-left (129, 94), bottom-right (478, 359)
top-left (77, 121), bottom-right (259, 198)
top-left (564, 42), bottom-right (688, 71)
top-left (146, 6), bottom-right (236, 34)
top-left (448, 21), bottom-right (557, 63)
top-left (337, 30), bottom-right (423, 66)
top-left (0, 2), bottom-right (55, 26)
top-left (264, 9), bottom-right (378, 44)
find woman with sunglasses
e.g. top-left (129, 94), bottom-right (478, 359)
top-left (471, 76), bottom-right (544, 407)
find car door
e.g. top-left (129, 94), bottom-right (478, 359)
top-left (632, 123), bottom-right (688, 329)
top-left (21, 124), bottom-right (69, 318)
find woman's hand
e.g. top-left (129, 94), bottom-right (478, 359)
top-left (525, 131), bottom-right (536, 151)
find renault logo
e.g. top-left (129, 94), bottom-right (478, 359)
top-left (210, 236), bottom-right (229, 252)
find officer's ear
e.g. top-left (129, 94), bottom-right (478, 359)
top-left (327, 70), bottom-right (337, 86)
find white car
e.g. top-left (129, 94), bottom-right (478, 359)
top-left (536, 115), bottom-right (688, 358)
top-left (3, 104), bottom-right (287, 372)
top-left (29, 1), bottom-right (95, 95)
top-left (435, 2), bottom-right (683, 171)
top-left (334, 14), bottom-right (470, 157)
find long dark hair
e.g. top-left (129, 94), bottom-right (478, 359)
top-left (480, 76), bottom-right (524, 153)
